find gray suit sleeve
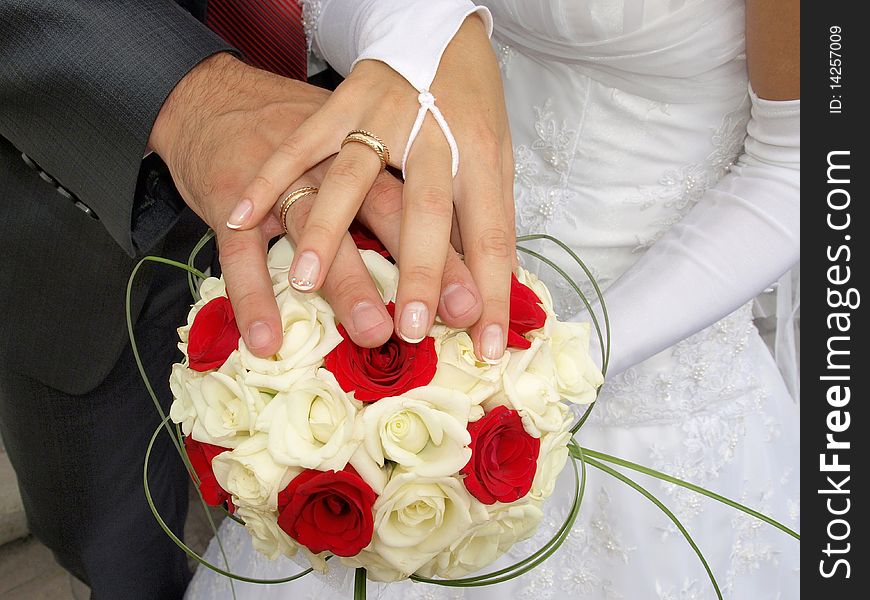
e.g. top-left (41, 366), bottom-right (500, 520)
top-left (0, 0), bottom-right (234, 255)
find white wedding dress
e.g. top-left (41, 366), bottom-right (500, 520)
top-left (186, 1), bottom-right (800, 598)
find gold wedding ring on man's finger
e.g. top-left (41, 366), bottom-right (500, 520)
top-left (279, 186), bottom-right (319, 235)
top-left (341, 129), bottom-right (390, 170)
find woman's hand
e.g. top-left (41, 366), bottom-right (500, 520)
top-left (261, 158), bottom-right (483, 349)
top-left (227, 14), bottom-right (516, 362)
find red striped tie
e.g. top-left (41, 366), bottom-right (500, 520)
top-left (206, 0), bottom-right (308, 81)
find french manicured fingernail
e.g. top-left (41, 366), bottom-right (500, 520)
top-left (226, 199), bottom-right (253, 229)
top-left (351, 301), bottom-right (388, 335)
top-left (442, 284), bottom-right (476, 319)
top-left (398, 301), bottom-right (429, 343)
top-left (481, 324), bottom-right (505, 364)
top-left (290, 251), bottom-right (320, 291)
top-left (248, 321), bottom-right (274, 349)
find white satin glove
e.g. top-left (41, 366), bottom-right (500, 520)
top-left (311, 0), bottom-right (491, 91)
top-left (596, 87), bottom-right (800, 376)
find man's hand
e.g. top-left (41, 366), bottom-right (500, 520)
top-left (148, 53), bottom-right (334, 357)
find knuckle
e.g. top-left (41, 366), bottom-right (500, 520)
top-left (410, 185), bottom-right (453, 219)
top-left (326, 273), bottom-right (370, 306)
top-left (365, 178), bottom-right (403, 219)
top-left (276, 136), bottom-right (305, 161)
top-left (465, 129), bottom-right (502, 172)
top-left (211, 173), bottom-right (242, 196)
top-left (249, 173), bottom-right (277, 194)
top-left (481, 295), bottom-right (510, 318)
top-left (328, 159), bottom-right (369, 190)
top-left (474, 227), bottom-right (512, 259)
top-left (217, 236), bottom-right (251, 266)
top-left (476, 130), bottom-right (502, 156)
top-left (287, 198), bottom-right (313, 229)
top-left (300, 218), bottom-right (337, 243)
top-left (226, 287), bottom-right (261, 315)
top-left (401, 264), bottom-right (442, 287)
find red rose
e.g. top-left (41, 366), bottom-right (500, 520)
top-left (277, 466), bottom-right (377, 557)
top-left (461, 405), bottom-right (541, 504)
top-left (325, 303), bottom-right (437, 402)
top-left (349, 220), bottom-right (392, 261)
top-left (507, 274), bottom-right (547, 349)
top-left (187, 296), bottom-right (241, 371)
top-left (184, 436), bottom-right (232, 508)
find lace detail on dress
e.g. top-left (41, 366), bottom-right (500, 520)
top-left (725, 489), bottom-right (780, 591)
top-left (628, 97), bottom-right (751, 251)
top-left (516, 251), bottom-right (604, 323)
top-left (656, 579), bottom-right (708, 600)
top-left (551, 269), bottom-right (604, 322)
top-left (649, 413), bottom-right (748, 533)
top-left (300, 0), bottom-right (323, 55)
top-left (495, 41), bottom-right (517, 78)
top-left (506, 487), bottom-right (634, 600)
top-left (514, 100), bottom-right (582, 235)
top-left (591, 304), bottom-right (761, 427)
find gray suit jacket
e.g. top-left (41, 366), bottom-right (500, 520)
top-left (0, 1), bottom-right (233, 394)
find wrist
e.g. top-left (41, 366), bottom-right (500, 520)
top-left (148, 52), bottom-right (241, 160)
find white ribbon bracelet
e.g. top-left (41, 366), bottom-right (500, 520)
top-left (401, 90), bottom-right (460, 179)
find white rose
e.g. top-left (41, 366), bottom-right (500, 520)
top-left (488, 338), bottom-right (569, 438)
top-left (177, 277), bottom-right (228, 353)
top-left (529, 427), bottom-right (572, 502)
top-left (515, 267), bottom-right (555, 316)
top-left (418, 502), bottom-right (543, 579)
top-left (266, 237), bottom-right (294, 274)
top-left (235, 507), bottom-right (299, 561)
top-left (361, 387), bottom-right (472, 478)
top-left (368, 472), bottom-right (487, 577)
top-left (360, 249), bottom-right (398, 304)
top-left (348, 446), bottom-right (391, 495)
top-left (212, 434), bottom-right (298, 510)
top-left (169, 353), bottom-right (270, 447)
top-left (240, 287), bottom-right (342, 385)
top-left (341, 548), bottom-right (406, 583)
top-left (529, 321), bottom-right (603, 405)
top-left (168, 363), bottom-right (204, 437)
top-left (256, 369), bottom-right (362, 471)
top-left (431, 331), bottom-right (507, 407)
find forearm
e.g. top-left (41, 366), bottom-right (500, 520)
top-left (0, 0), bottom-right (233, 255)
top-left (599, 89), bottom-right (800, 375)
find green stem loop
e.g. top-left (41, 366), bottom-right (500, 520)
top-left (144, 416), bottom-right (323, 584)
top-left (575, 447), bottom-right (800, 540)
top-left (354, 568), bottom-right (367, 600)
top-left (584, 456), bottom-right (723, 600)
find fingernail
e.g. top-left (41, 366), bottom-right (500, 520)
top-left (398, 301), bottom-right (429, 343)
top-left (290, 251), bottom-right (320, 291)
top-left (248, 321), bottom-right (274, 349)
top-left (441, 284), bottom-right (476, 319)
top-left (480, 324), bottom-right (505, 364)
top-left (226, 199), bottom-right (254, 229)
top-left (351, 301), bottom-right (388, 335)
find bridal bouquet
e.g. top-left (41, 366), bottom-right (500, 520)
top-left (166, 235), bottom-right (603, 582)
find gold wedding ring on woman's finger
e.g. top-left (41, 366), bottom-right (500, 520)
top-left (341, 129), bottom-right (390, 170)
top-left (279, 186), bottom-right (319, 235)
